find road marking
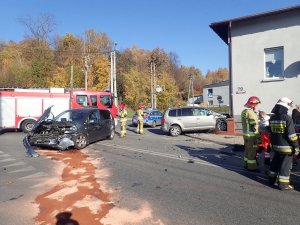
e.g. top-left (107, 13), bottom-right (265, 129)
top-left (0, 158), bottom-right (16, 163)
top-left (18, 172), bottom-right (48, 180)
top-left (97, 143), bottom-right (271, 175)
top-left (98, 143), bottom-right (220, 168)
top-left (1, 161), bottom-right (26, 168)
top-left (0, 154), bottom-right (10, 158)
top-left (8, 166), bottom-right (35, 173)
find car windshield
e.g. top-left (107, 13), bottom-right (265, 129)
top-left (55, 110), bottom-right (88, 123)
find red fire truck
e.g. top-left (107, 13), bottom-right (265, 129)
top-left (0, 88), bottom-right (118, 132)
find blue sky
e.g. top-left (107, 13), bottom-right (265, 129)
top-left (1, 0), bottom-right (300, 74)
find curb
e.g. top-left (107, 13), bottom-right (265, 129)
top-left (185, 133), bottom-right (244, 146)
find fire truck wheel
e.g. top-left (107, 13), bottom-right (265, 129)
top-left (21, 119), bottom-right (36, 133)
top-left (74, 134), bottom-right (88, 149)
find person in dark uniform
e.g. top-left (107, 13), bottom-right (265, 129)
top-left (269, 97), bottom-right (299, 191)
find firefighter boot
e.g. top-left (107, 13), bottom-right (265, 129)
top-left (279, 184), bottom-right (294, 191)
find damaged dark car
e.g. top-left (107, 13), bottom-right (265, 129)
top-left (23, 106), bottom-right (115, 157)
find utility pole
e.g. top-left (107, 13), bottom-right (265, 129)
top-left (70, 65), bottom-right (74, 90)
top-left (150, 57), bottom-right (157, 109)
top-left (84, 46), bottom-right (88, 91)
top-left (187, 73), bottom-right (194, 106)
top-left (110, 42), bottom-right (118, 106)
top-left (70, 65), bottom-right (74, 108)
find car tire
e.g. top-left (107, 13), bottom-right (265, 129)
top-left (151, 120), bottom-right (156, 128)
top-left (108, 128), bottom-right (115, 140)
top-left (169, 125), bottom-right (181, 136)
top-left (216, 120), bottom-right (227, 131)
top-left (21, 119), bottom-right (36, 133)
top-left (74, 134), bottom-right (88, 149)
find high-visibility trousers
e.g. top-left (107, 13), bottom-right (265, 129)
top-left (137, 119), bottom-right (144, 134)
top-left (243, 135), bottom-right (258, 170)
top-left (269, 152), bottom-right (293, 188)
top-left (120, 118), bottom-right (127, 137)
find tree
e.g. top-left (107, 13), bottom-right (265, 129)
top-left (18, 13), bottom-right (56, 45)
top-left (204, 68), bottom-right (229, 85)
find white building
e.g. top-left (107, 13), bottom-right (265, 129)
top-left (203, 80), bottom-right (229, 107)
top-left (210, 5), bottom-right (300, 133)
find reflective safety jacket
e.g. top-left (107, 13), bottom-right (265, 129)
top-left (119, 110), bottom-right (128, 122)
top-left (137, 109), bottom-right (144, 121)
top-left (269, 113), bottom-right (298, 154)
top-left (241, 108), bottom-right (259, 137)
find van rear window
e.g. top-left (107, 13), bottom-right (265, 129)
top-left (169, 109), bottom-right (177, 117)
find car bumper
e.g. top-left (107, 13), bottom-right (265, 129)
top-left (161, 123), bottom-right (170, 132)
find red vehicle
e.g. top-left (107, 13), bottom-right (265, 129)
top-left (0, 88), bottom-right (118, 132)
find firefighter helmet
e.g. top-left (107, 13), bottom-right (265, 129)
top-left (276, 97), bottom-right (293, 109)
top-left (244, 96), bottom-right (261, 108)
top-left (138, 103), bottom-right (145, 109)
top-left (119, 102), bottom-right (125, 110)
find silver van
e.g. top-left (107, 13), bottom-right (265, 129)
top-left (161, 106), bottom-right (227, 136)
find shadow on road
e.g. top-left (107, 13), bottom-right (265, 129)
top-left (176, 144), bottom-right (300, 192)
top-left (55, 212), bottom-right (79, 225)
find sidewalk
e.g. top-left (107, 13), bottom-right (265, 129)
top-left (185, 132), bottom-right (244, 146)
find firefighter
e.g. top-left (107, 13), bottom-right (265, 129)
top-left (119, 102), bottom-right (127, 137)
top-left (256, 110), bottom-right (271, 165)
top-left (268, 97), bottom-right (299, 191)
top-left (241, 96), bottom-right (261, 172)
top-left (136, 103), bottom-right (144, 134)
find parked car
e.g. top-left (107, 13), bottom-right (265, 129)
top-left (23, 106), bottom-right (115, 153)
top-left (161, 106), bottom-right (227, 136)
top-left (132, 108), bottom-right (163, 127)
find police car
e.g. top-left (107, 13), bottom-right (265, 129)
top-left (131, 108), bottom-right (163, 127)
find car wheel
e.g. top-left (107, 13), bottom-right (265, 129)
top-left (74, 134), bottom-right (88, 149)
top-left (216, 120), bottom-right (227, 131)
top-left (108, 128), bottom-right (115, 140)
top-left (151, 120), bottom-right (156, 128)
top-left (21, 119), bottom-right (36, 133)
top-left (169, 125), bottom-right (181, 136)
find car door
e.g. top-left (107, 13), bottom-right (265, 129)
top-left (87, 110), bottom-right (105, 142)
top-left (99, 109), bottom-right (112, 138)
top-left (192, 108), bottom-right (216, 129)
top-left (179, 108), bottom-right (194, 130)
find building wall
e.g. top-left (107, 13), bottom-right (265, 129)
top-left (203, 85), bottom-right (229, 106)
top-left (230, 11), bottom-right (300, 132)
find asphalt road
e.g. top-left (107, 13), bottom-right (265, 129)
top-left (1, 126), bottom-right (300, 225)
top-left (93, 125), bottom-right (300, 225)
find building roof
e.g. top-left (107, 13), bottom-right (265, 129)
top-left (203, 80), bottom-right (229, 88)
top-left (210, 5), bottom-right (300, 44)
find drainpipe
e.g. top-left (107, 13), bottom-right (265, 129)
top-left (228, 21), bottom-right (233, 118)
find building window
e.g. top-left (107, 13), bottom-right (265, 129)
top-left (208, 100), bottom-right (213, 106)
top-left (207, 89), bottom-right (213, 98)
top-left (265, 47), bottom-right (284, 79)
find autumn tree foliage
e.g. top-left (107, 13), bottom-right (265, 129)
top-left (0, 14), bottom-right (229, 110)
